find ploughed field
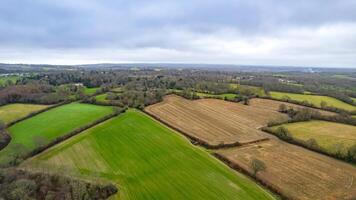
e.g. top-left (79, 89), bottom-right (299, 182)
top-left (22, 110), bottom-right (275, 200)
top-left (0, 103), bottom-right (114, 165)
top-left (216, 140), bottom-right (356, 200)
top-left (270, 120), bottom-right (356, 155)
top-left (270, 91), bottom-right (356, 111)
top-left (0, 103), bottom-right (50, 124)
top-left (145, 95), bottom-right (288, 146)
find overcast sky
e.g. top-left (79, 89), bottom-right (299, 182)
top-left (0, 0), bottom-right (356, 67)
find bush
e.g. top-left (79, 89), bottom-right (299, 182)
top-left (250, 158), bottom-right (266, 176)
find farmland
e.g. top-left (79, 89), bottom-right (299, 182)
top-left (0, 103), bottom-right (50, 124)
top-left (145, 95), bottom-right (287, 146)
top-left (216, 140), bottom-right (356, 200)
top-left (84, 87), bottom-right (100, 96)
top-left (249, 98), bottom-right (335, 116)
top-left (269, 91), bottom-right (356, 111)
top-left (22, 110), bottom-right (275, 200)
top-left (0, 103), bottom-right (114, 165)
top-left (95, 93), bottom-right (109, 102)
top-left (271, 120), bottom-right (356, 155)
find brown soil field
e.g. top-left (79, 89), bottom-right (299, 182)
top-left (216, 139), bottom-right (356, 200)
top-left (250, 98), bottom-right (335, 116)
top-left (145, 95), bottom-right (288, 147)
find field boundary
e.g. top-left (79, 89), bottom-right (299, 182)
top-left (144, 110), bottom-right (243, 149)
top-left (259, 96), bottom-right (355, 114)
top-left (143, 110), bottom-right (270, 149)
top-left (213, 152), bottom-right (287, 200)
top-left (262, 126), bottom-right (356, 164)
top-left (8, 108), bottom-right (126, 167)
top-left (5, 101), bottom-right (71, 128)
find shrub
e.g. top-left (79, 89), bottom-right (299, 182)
top-left (250, 158), bottom-right (266, 177)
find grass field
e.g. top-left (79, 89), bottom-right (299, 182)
top-left (271, 120), bottom-right (356, 155)
top-left (95, 93), bottom-right (109, 102)
top-left (217, 140), bottom-right (356, 200)
top-left (0, 76), bottom-right (20, 86)
top-left (0, 104), bottom-right (50, 124)
top-left (270, 91), bottom-right (356, 111)
top-left (84, 87), bottom-right (100, 95)
top-left (145, 95), bottom-right (286, 146)
top-left (23, 110), bottom-right (275, 200)
top-left (0, 103), bottom-right (114, 165)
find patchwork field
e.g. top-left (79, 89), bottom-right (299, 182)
top-left (0, 103), bottom-right (114, 165)
top-left (271, 120), bottom-right (356, 155)
top-left (145, 95), bottom-right (287, 146)
top-left (270, 91), bottom-right (356, 111)
top-left (22, 110), bottom-right (275, 200)
top-left (217, 140), bottom-right (356, 200)
top-left (249, 98), bottom-right (335, 116)
top-left (0, 103), bottom-right (50, 124)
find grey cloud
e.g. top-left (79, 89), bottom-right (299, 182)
top-left (0, 0), bottom-right (355, 67)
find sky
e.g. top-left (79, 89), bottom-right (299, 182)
top-left (0, 0), bottom-right (356, 68)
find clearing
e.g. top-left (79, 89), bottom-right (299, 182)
top-left (270, 120), bottom-right (356, 155)
top-left (217, 139), bottom-right (356, 200)
top-left (145, 95), bottom-right (287, 146)
top-left (22, 110), bottom-right (275, 200)
top-left (270, 91), bottom-right (356, 111)
top-left (0, 103), bottom-right (114, 165)
top-left (0, 103), bottom-right (50, 124)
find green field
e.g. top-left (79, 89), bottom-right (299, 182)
top-left (24, 110), bottom-right (275, 200)
top-left (195, 92), bottom-right (238, 100)
top-left (0, 104), bottom-right (50, 124)
top-left (270, 91), bottom-right (356, 111)
top-left (0, 76), bottom-right (20, 86)
top-left (111, 87), bottom-right (123, 93)
top-left (84, 87), bottom-right (100, 95)
top-left (0, 103), bottom-right (114, 165)
top-left (271, 120), bottom-right (356, 155)
top-left (95, 93), bottom-right (109, 102)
